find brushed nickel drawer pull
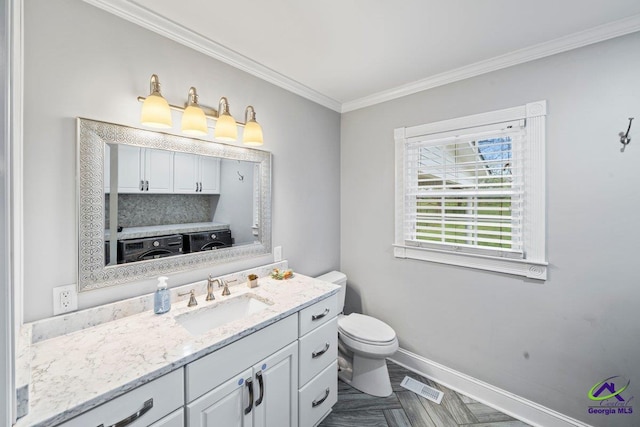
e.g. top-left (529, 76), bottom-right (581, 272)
top-left (311, 308), bottom-right (330, 321)
top-left (312, 388), bottom-right (330, 408)
top-left (312, 342), bottom-right (330, 358)
top-left (96, 398), bottom-right (153, 427)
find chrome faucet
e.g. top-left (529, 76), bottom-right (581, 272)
top-left (206, 275), bottom-right (219, 301)
top-left (178, 289), bottom-right (198, 307)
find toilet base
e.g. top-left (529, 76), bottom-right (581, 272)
top-left (338, 354), bottom-right (393, 397)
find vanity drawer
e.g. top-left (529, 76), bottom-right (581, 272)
top-left (299, 317), bottom-right (338, 387)
top-left (58, 368), bottom-right (184, 427)
top-left (185, 313), bottom-right (297, 402)
top-left (299, 294), bottom-right (338, 336)
top-left (150, 408), bottom-right (184, 427)
top-left (298, 361), bottom-right (338, 427)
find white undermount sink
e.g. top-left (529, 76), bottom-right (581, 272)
top-left (176, 293), bottom-right (273, 336)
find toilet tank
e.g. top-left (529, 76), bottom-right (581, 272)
top-left (315, 270), bottom-right (347, 313)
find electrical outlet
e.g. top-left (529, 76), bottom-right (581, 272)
top-left (273, 246), bottom-right (282, 262)
top-left (53, 284), bottom-right (78, 315)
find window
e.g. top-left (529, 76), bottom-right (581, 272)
top-left (394, 101), bottom-right (547, 279)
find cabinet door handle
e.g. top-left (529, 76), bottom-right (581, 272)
top-left (144, 180), bottom-right (149, 191)
top-left (312, 342), bottom-right (331, 359)
top-left (312, 308), bottom-right (330, 321)
top-left (96, 398), bottom-right (153, 427)
top-left (195, 182), bottom-right (199, 192)
top-left (199, 182), bottom-right (202, 192)
top-left (244, 377), bottom-right (254, 415)
top-left (255, 370), bottom-right (264, 406)
top-left (139, 180), bottom-right (144, 191)
top-left (312, 388), bottom-right (330, 408)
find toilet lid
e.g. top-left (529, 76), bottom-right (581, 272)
top-left (338, 313), bottom-right (396, 345)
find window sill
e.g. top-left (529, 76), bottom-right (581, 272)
top-left (393, 244), bottom-right (547, 280)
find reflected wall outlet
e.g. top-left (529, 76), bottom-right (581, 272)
top-left (53, 284), bottom-right (78, 315)
top-left (273, 246), bottom-right (282, 262)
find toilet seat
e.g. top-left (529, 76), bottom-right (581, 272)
top-left (338, 313), bottom-right (396, 345)
top-left (338, 313), bottom-right (398, 358)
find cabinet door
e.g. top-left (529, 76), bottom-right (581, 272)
top-left (145, 148), bottom-right (174, 193)
top-left (199, 156), bottom-right (220, 194)
top-left (117, 144), bottom-right (144, 193)
top-left (253, 342), bottom-right (298, 427)
top-left (173, 152), bottom-right (199, 193)
top-left (187, 368), bottom-right (253, 427)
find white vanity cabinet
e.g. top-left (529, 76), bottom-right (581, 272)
top-left (185, 314), bottom-right (299, 427)
top-left (297, 294), bottom-right (339, 427)
top-left (105, 144), bottom-right (174, 194)
top-left (187, 342), bottom-right (298, 427)
top-left (173, 153), bottom-right (220, 194)
top-left (57, 369), bottom-right (184, 427)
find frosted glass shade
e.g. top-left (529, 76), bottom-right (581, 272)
top-left (181, 105), bottom-right (208, 136)
top-left (141, 94), bottom-right (172, 128)
top-left (214, 113), bottom-right (238, 141)
top-left (242, 120), bottom-right (264, 146)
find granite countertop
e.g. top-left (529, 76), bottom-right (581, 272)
top-left (104, 221), bottom-right (231, 240)
top-left (15, 267), bottom-right (339, 427)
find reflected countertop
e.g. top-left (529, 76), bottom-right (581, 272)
top-left (104, 221), bottom-right (231, 240)
top-left (15, 262), bottom-right (339, 427)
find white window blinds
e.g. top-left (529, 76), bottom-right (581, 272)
top-left (402, 120), bottom-right (525, 258)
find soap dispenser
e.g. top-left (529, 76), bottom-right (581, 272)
top-left (154, 276), bottom-right (171, 314)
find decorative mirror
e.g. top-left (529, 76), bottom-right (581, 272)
top-left (77, 118), bottom-right (272, 291)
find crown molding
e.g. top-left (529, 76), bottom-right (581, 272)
top-left (341, 13), bottom-right (640, 113)
top-left (83, 1), bottom-right (640, 114)
top-left (83, 0), bottom-right (343, 112)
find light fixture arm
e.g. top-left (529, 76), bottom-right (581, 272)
top-left (186, 87), bottom-right (199, 107)
top-left (245, 105), bottom-right (257, 123)
top-left (149, 74), bottom-right (162, 95)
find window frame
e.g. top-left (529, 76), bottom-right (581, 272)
top-left (394, 101), bottom-right (547, 280)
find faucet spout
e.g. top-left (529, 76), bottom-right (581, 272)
top-left (206, 275), bottom-right (219, 301)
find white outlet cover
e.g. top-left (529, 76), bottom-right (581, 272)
top-left (273, 246), bottom-right (282, 262)
top-left (53, 284), bottom-right (78, 315)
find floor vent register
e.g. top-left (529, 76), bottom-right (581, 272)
top-left (400, 376), bottom-right (444, 404)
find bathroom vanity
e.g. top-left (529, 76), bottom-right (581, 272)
top-left (15, 268), bottom-right (339, 427)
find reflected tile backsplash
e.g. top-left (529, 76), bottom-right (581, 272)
top-left (105, 193), bottom-right (217, 228)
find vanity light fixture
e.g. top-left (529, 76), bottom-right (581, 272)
top-left (242, 106), bottom-right (264, 146)
top-left (137, 74), bottom-right (265, 145)
top-left (181, 87), bottom-right (208, 136)
top-left (140, 74), bottom-right (172, 128)
top-left (214, 97), bottom-right (238, 142)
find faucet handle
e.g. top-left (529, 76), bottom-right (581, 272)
top-left (178, 289), bottom-right (198, 307)
top-left (221, 281), bottom-right (231, 296)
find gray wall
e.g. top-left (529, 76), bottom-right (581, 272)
top-left (341, 33), bottom-right (640, 426)
top-left (214, 159), bottom-right (255, 245)
top-left (22, 0), bottom-right (341, 321)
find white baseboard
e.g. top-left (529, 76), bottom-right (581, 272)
top-left (389, 348), bottom-right (592, 427)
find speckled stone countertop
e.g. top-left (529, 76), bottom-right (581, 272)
top-left (104, 221), bottom-right (230, 239)
top-left (15, 265), bottom-right (339, 427)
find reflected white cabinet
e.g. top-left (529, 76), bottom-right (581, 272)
top-left (187, 342), bottom-right (298, 427)
top-left (173, 153), bottom-right (220, 194)
top-left (105, 144), bottom-right (173, 193)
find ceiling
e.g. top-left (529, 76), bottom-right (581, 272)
top-left (88, 0), bottom-right (640, 112)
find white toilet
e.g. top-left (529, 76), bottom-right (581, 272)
top-left (316, 271), bottom-right (398, 397)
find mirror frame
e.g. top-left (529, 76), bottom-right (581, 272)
top-left (77, 118), bottom-right (272, 292)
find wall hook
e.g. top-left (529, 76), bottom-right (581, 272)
top-left (237, 171), bottom-right (244, 181)
top-left (619, 117), bottom-right (634, 152)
